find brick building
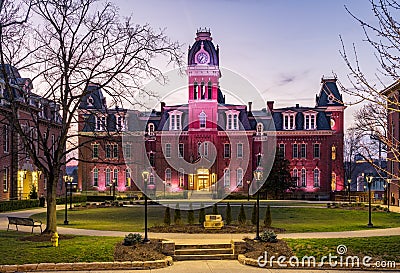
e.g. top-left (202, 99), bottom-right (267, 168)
top-left (382, 80), bottom-right (400, 206)
top-left (0, 65), bottom-right (63, 201)
top-left (77, 29), bottom-right (345, 200)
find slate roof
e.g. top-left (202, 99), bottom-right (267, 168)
top-left (316, 78), bottom-right (344, 107)
top-left (188, 31), bottom-right (219, 66)
top-left (271, 107), bottom-right (331, 131)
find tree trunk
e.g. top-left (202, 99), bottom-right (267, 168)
top-left (43, 173), bottom-right (58, 234)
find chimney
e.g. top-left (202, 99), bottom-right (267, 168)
top-left (161, 102), bottom-right (166, 112)
top-left (248, 101), bottom-right (252, 112)
top-left (267, 101), bottom-right (274, 112)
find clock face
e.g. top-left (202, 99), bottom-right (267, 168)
top-left (197, 52), bottom-right (208, 64)
top-left (330, 118), bottom-right (335, 128)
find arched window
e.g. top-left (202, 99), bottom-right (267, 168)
top-left (194, 81), bottom-right (198, 100)
top-left (93, 168), bottom-right (99, 187)
top-left (178, 168), bottom-right (184, 188)
top-left (224, 169), bottom-right (230, 187)
top-left (313, 168), bottom-right (320, 187)
top-left (207, 81), bottom-right (212, 99)
top-left (236, 168), bottom-right (243, 187)
top-left (201, 81), bottom-right (205, 99)
top-left (301, 168), bottom-right (306, 187)
top-left (113, 169), bottom-right (118, 185)
top-left (293, 168), bottom-right (298, 187)
top-left (165, 168), bottom-right (171, 184)
top-left (125, 168), bottom-right (131, 187)
top-left (331, 172), bottom-right (336, 191)
top-left (149, 152), bottom-right (155, 167)
top-left (149, 173), bottom-right (155, 185)
top-left (331, 145), bottom-right (336, 160)
top-left (199, 111), bottom-right (206, 128)
top-left (148, 123), bottom-right (155, 136)
top-left (105, 168), bottom-right (111, 186)
top-left (256, 123), bottom-right (263, 135)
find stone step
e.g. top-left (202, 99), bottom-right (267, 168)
top-left (175, 243), bottom-right (232, 250)
top-left (175, 248), bottom-right (233, 256)
top-left (174, 254), bottom-right (236, 261)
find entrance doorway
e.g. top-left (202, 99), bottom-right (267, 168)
top-left (197, 168), bottom-right (209, 191)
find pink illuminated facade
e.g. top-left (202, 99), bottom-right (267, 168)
top-left (77, 29), bottom-right (345, 200)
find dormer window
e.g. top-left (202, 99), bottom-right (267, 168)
top-left (148, 123), bottom-right (155, 136)
top-left (304, 112), bottom-right (317, 130)
top-left (116, 115), bottom-right (126, 131)
top-left (169, 110), bottom-right (182, 131)
top-left (283, 112), bottom-right (296, 130)
top-left (226, 110), bottom-right (239, 130)
top-left (256, 123), bottom-right (263, 135)
top-left (95, 115), bottom-right (107, 131)
top-left (199, 111), bottom-right (206, 128)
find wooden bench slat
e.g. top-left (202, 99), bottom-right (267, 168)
top-left (7, 216), bottom-right (42, 234)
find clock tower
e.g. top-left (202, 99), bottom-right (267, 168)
top-left (187, 28), bottom-right (221, 130)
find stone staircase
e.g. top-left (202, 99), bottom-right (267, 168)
top-left (174, 243), bottom-right (235, 261)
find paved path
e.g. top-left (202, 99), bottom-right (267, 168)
top-left (32, 260), bottom-right (400, 273)
top-left (2, 207), bottom-right (400, 244)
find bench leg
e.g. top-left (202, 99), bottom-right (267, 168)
top-left (15, 224), bottom-right (18, 231)
top-left (31, 226), bottom-right (34, 234)
top-left (40, 225), bottom-right (42, 233)
top-left (7, 224), bottom-right (9, 231)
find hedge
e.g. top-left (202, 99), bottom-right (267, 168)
top-left (56, 195), bottom-right (88, 205)
top-left (0, 200), bottom-right (40, 212)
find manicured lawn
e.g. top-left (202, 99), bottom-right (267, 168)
top-left (0, 230), bottom-right (121, 265)
top-left (32, 204), bottom-right (400, 233)
top-left (286, 236), bottom-right (400, 262)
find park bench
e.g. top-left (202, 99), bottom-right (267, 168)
top-left (7, 216), bottom-right (42, 234)
top-left (204, 214), bottom-right (224, 229)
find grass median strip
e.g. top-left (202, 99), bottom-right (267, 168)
top-left (0, 231), bottom-right (120, 265)
top-left (32, 205), bottom-right (400, 233)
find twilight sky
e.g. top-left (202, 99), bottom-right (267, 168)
top-left (116, 0), bottom-right (381, 129)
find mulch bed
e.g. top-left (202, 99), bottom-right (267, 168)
top-left (114, 239), bottom-right (166, 262)
top-left (19, 234), bottom-right (76, 242)
top-left (149, 224), bottom-right (285, 234)
top-left (242, 238), bottom-right (294, 260)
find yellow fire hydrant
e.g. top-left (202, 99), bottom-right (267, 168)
top-left (51, 232), bottom-right (59, 247)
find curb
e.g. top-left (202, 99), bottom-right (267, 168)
top-left (0, 257), bottom-right (173, 272)
top-left (238, 254), bottom-right (399, 271)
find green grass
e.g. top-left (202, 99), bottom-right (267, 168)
top-left (286, 236), bottom-right (400, 262)
top-left (0, 231), bottom-right (121, 265)
top-left (32, 205), bottom-right (400, 233)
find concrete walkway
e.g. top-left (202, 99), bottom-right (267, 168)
top-left (2, 207), bottom-right (400, 244)
top-left (32, 260), bottom-right (398, 273)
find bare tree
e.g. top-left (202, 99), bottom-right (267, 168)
top-left (344, 127), bottom-right (361, 186)
top-left (0, 0), bottom-right (182, 234)
top-left (340, 0), bottom-right (400, 185)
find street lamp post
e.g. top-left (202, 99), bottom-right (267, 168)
top-left (246, 180), bottom-right (251, 201)
top-left (347, 179), bottom-right (351, 203)
top-left (253, 168), bottom-right (263, 241)
top-left (112, 179), bottom-right (116, 200)
top-left (69, 176), bottom-right (74, 209)
top-left (63, 175), bottom-right (69, 225)
top-left (163, 180), bottom-right (166, 198)
top-left (366, 175), bottom-right (373, 228)
top-left (387, 178), bottom-right (391, 213)
top-left (142, 171), bottom-right (150, 243)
